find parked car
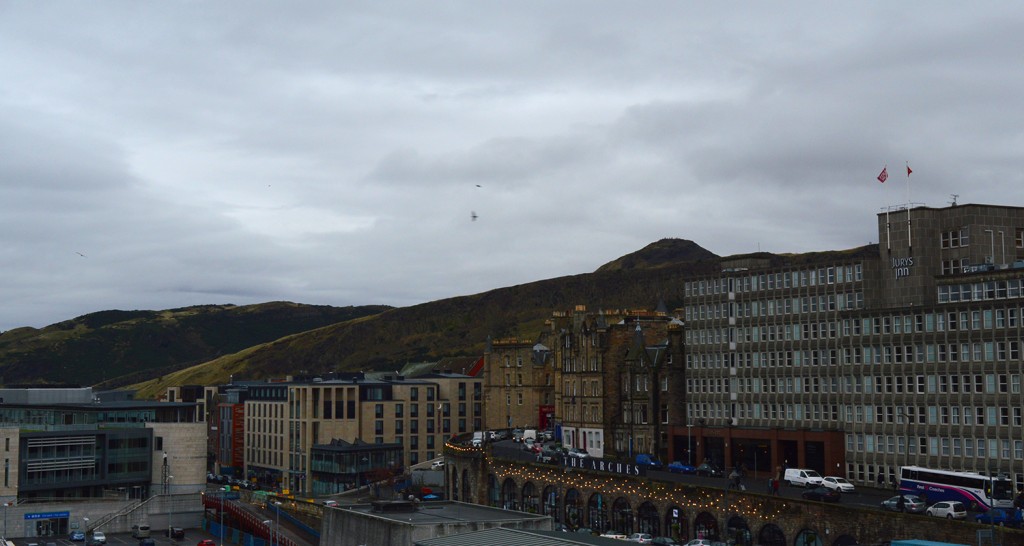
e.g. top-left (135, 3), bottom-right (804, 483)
top-left (652, 537), bottom-right (681, 546)
top-left (512, 429), bottom-right (524, 442)
top-left (601, 532), bottom-right (628, 540)
top-left (91, 532), bottom-right (107, 544)
top-left (685, 540), bottom-right (714, 546)
top-left (567, 448), bottom-right (589, 459)
top-left (784, 468), bottom-right (824, 487)
top-left (667, 461), bottom-right (696, 474)
top-left (628, 532), bottom-right (654, 543)
top-left (198, 540), bottom-right (217, 546)
top-left (821, 476), bottom-right (856, 493)
top-left (636, 453), bottom-right (663, 469)
top-left (926, 500), bottom-right (967, 519)
top-left (87, 538), bottom-right (103, 546)
top-left (974, 508), bottom-right (1024, 527)
top-left (695, 463), bottom-right (724, 477)
top-left (801, 486), bottom-right (841, 503)
top-left (880, 494), bottom-right (927, 513)
top-left (165, 527), bottom-right (185, 539)
top-left (322, 499), bottom-right (339, 507)
top-left (138, 539), bottom-right (157, 546)
top-left (69, 531), bottom-right (86, 542)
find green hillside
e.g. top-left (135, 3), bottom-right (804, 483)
top-left (0, 302), bottom-right (390, 387)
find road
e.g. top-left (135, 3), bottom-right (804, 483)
top-left (489, 439), bottom-right (895, 511)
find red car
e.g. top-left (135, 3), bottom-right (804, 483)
top-left (198, 540), bottom-right (216, 546)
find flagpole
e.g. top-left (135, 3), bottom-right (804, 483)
top-left (885, 208), bottom-right (891, 251)
top-left (906, 162), bottom-right (912, 250)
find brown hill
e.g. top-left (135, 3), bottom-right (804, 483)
top-left (0, 302), bottom-right (390, 388)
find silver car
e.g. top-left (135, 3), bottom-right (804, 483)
top-left (880, 494), bottom-right (927, 513)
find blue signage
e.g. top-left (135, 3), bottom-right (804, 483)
top-left (25, 511), bottom-right (70, 520)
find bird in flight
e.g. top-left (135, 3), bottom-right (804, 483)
top-left (475, 184), bottom-right (481, 187)
top-left (75, 252), bottom-right (86, 257)
top-left (471, 211), bottom-right (478, 221)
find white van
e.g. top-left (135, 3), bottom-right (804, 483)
top-left (131, 525), bottom-right (151, 538)
top-left (471, 431), bottom-right (483, 447)
top-left (523, 429), bottom-right (537, 442)
top-left (784, 468), bottom-right (823, 487)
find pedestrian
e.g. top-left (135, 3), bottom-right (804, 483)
top-left (896, 494), bottom-right (906, 512)
top-left (767, 478), bottom-right (774, 494)
top-left (772, 478), bottom-right (780, 496)
top-left (891, 476), bottom-right (898, 492)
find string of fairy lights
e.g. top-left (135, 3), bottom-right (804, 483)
top-left (442, 440), bottom-right (793, 523)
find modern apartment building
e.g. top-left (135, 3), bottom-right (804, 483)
top-left (677, 203), bottom-right (1024, 488)
top-left (237, 372), bottom-right (482, 494)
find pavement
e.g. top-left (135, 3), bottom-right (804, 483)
top-left (15, 529), bottom-right (222, 546)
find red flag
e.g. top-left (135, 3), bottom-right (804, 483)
top-left (877, 167), bottom-right (888, 183)
top-left (907, 164), bottom-right (912, 177)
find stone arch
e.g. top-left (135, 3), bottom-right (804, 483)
top-left (565, 488), bottom-right (582, 530)
top-left (832, 536), bottom-right (858, 546)
top-left (611, 496), bottom-right (633, 535)
top-left (663, 505), bottom-right (688, 542)
top-left (486, 474), bottom-right (499, 507)
top-left (757, 523), bottom-right (785, 546)
top-left (693, 511), bottom-right (720, 541)
top-left (637, 501), bottom-right (659, 536)
top-left (794, 529), bottom-right (823, 546)
top-left (725, 515), bottom-right (752, 546)
top-left (501, 477), bottom-right (518, 510)
top-left (521, 481), bottom-right (540, 514)
top-left (461, 468), bottom-right (471, 502)
top-left (450, 468), bottom-right (459, 501)
top-left (587, 492), bottom-right (608, 533)
top-left (542, 485), bottom-right (558, 518)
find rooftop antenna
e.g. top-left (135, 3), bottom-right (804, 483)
top-left (949, 194), bottom-right (959, 206)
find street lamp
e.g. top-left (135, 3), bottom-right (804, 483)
top-left (273, 501), bottom-right (282, 546)
top-left (686, 423), bottom-right (693, 466)
top-left (166, 475), bottom-right (174, 538)
top-left (4, 501), bottom-right (11, 540)
top-left (261, 519), bottom-right (273, 546)
top-left (219, 486), bottom-right (229, 546)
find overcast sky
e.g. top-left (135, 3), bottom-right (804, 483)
top-left (2, 2), bottom-right (1022, 332)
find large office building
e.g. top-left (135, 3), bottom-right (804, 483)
top-left (677, 203), bottom-right (1024, 488)
top-left (0, 387), bottom-right (205, 509)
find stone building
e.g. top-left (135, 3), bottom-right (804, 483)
top-left (482, 338), bottom-right (553, 431)
top-left (549, 306), bottom-right (685, 462)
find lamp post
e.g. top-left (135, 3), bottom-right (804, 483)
top-left (272, 501), bottom-right (282, 546)
top-left (166, 475), bottom-right (174, 538)
top-left (261, 520), bottom-right (272, 546)
top-left (220, 486), bottom-right (228, 546)
top-left (988, 470), bottom-right (996, 545)
top-left (896, 408), bottom-right (908, 476)
top-left (686, 423), bottom-right (693, 466)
